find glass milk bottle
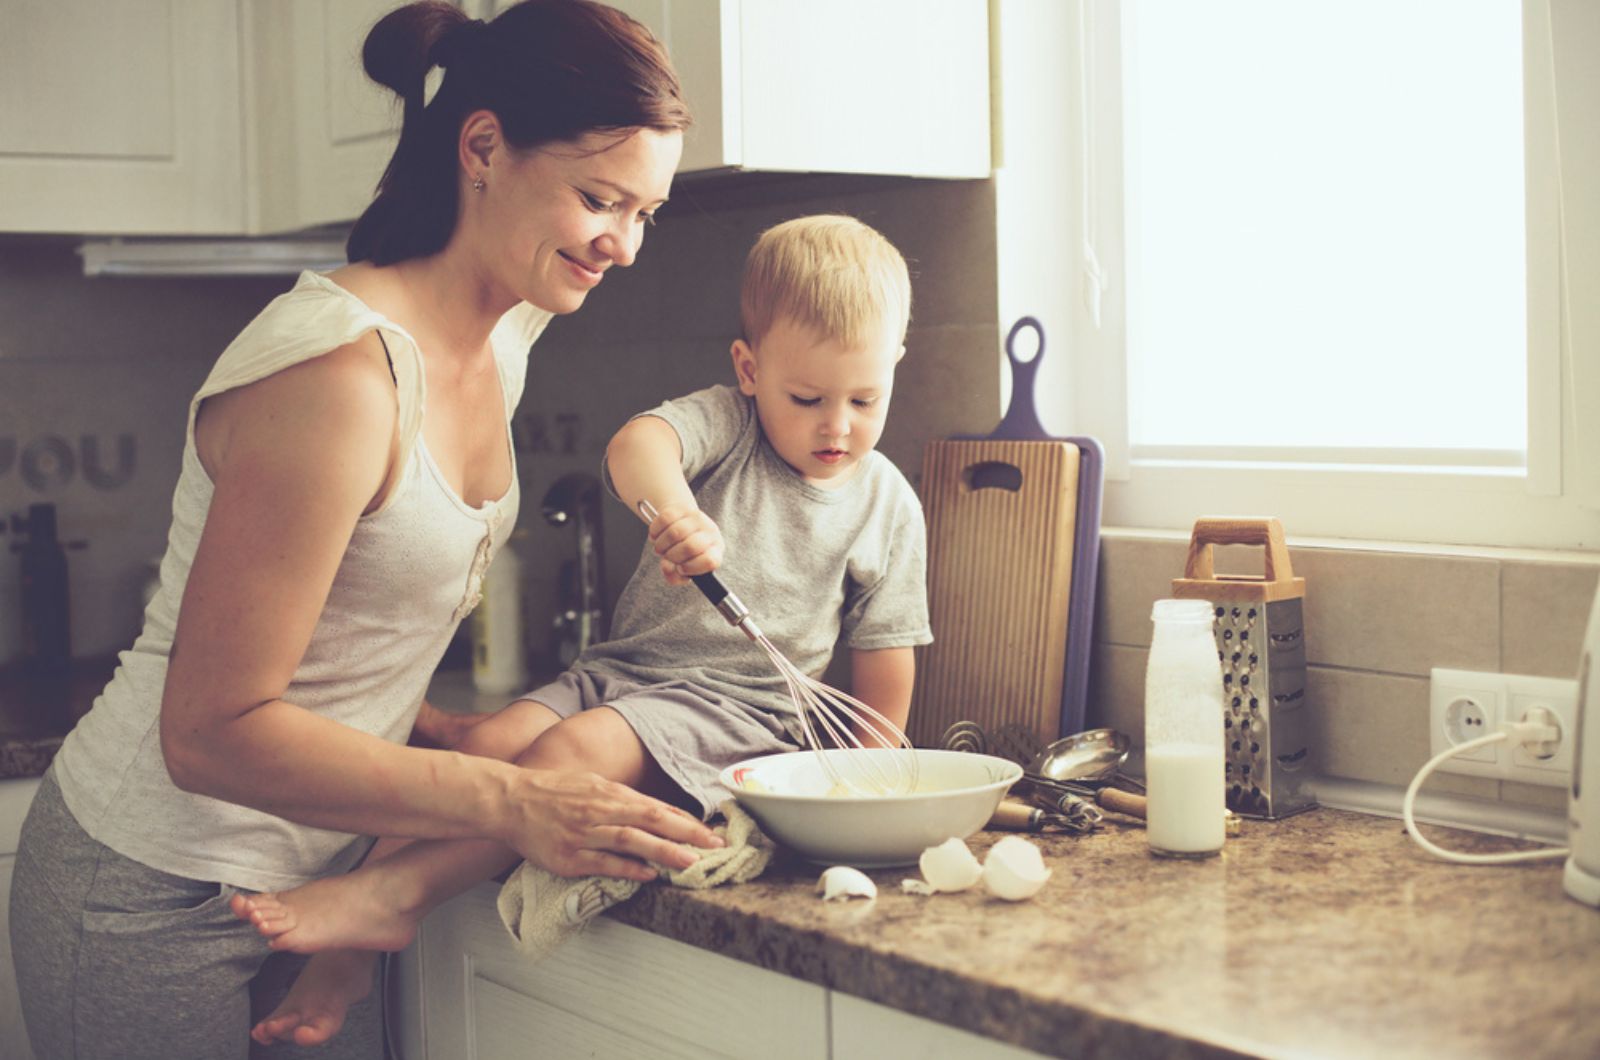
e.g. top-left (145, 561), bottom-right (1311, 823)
top-left (1144, 599), bottom-right (1226, 857)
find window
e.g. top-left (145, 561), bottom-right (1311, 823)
top-left (997, 0), bottom-right (1598, 550)
top-left (1126, 0), bottom-right (1526, 464)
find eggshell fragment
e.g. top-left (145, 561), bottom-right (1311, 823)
top-left (816, 866), bottom-right (878, 901)
top-left (899, 879), bottom-right (936, 896)
top-left (981, 835), bottom-right (1052, 901)
top-left (918, 837), bottom-right (983, 893)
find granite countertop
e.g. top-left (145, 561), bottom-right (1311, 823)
top-left (605, 807), bottom-right (1597, 1060)
top-left (0, 657), bottom-right (113, 780)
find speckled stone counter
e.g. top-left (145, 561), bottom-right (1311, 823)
top-left (605, 808), bottom-right (1597, 1059)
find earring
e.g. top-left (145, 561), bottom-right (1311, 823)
top-left (472, 176), bottom-right (486, 192)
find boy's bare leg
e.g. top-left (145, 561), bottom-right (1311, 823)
top-left (247, 704), bottom-right (672, 1046)
top-left (234, 705), bottom-right (669, 954)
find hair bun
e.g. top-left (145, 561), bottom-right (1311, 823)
top-left (430, 17), bottom-right (487, 70)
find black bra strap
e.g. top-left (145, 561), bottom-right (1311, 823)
top-left (376, 332), bottom-right (398, 386)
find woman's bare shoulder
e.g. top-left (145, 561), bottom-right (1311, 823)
top-left (196, 332), bottom-right (398, 484)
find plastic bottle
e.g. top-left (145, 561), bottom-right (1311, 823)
top-left (1144, 598), bottom-right (1226, 857)
top-left (472, 531), bottom-right (529, 695)
top-left (14, 503), bottom-right (71, 679)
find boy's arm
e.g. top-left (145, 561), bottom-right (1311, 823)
top-left (849, 646), bottom-right (916, 744)
top-left (605, 415), bottom-right (695, 516)
top-left (605, 414), bottom-right (723, 583)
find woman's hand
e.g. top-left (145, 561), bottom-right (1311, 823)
top-left (646, 504), bottom-right (724, 586)
top-left (501, 768), bottom-right (722, 881)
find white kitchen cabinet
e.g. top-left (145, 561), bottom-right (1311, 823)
top-left (5, 0), bottom-right (989, 237)
top-left (406, 881), bottom-right (1048, 1060)
top-left (0, 0), bottom-right (246, 234)
top-left (411, 880), bottom-right (830, 1059)
top-left (246, 0), bottom-right (411, 234)
top-left (0, 776), bottom-right (42, 1060)
top-left (831, 992), bottom-right (1049, 1060)
top-left (570, 0), bottom-right (992, 179)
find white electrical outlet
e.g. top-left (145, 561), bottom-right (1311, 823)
top-left (1429, 668), bottom-right (1579, 787)
top-left (1429, 669), bottom-right (1504, 778)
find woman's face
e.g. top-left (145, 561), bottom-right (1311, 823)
top-left (475, 126), bottom-right (682, 315)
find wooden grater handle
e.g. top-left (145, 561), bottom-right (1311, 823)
top-left (1183, 517), bottom-right (1295, 583)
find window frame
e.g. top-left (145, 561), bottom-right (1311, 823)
top-left (1021, 0), bottom-right (1595, 551)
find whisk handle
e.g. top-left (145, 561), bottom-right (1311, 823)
top-left (691, 572), bottom-right (759, 635)
top-left (690, 571), bottom-right (731, 606)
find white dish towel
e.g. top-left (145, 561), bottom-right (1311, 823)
top-left (496, 799), bottom-right (774, 958)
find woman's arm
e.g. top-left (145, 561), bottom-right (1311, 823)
top-left (160, 338), bottom-right (715, 879)
top-left (848, 646), bottom-right (916, 743)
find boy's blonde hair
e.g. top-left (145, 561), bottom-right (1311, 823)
top-left (739, 215), bottom-right (912, 352)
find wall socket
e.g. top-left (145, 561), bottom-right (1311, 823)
top-left (1429, 668), bottom-right (1579, 787)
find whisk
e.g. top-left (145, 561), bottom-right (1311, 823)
top-left (637, 501), bottom-right (919, 796)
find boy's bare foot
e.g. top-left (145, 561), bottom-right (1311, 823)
top-left (409, 699), bottom-right (490, 750)
top-left (229, 871), bottom-right (422, 954)
top-left (251, 949), bottom-right (377, 1048)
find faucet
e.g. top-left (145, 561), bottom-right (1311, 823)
top-left (541, 473), bottom-right (607, 662)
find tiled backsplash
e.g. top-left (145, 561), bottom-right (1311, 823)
top-left (1086, 528), bottom-right (1600, 813)
top-left (0, 237), bottom-right (291, 664)
top-left (0, 174), bottom-right (1003, 673)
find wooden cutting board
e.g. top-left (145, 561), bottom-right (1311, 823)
top-left (908, 436), bottom-right (1081, 748)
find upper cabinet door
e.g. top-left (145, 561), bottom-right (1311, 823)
top-left (0, 0), bottom-right (246, 234)
top-left (507, 0), bottom-right (992, 179)
top-left (248, 0), bottom-right (408, 234)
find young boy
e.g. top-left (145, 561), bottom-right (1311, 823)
top-left (233, 214), bottom-right (931, 1046)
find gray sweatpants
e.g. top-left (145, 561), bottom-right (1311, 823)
top-left (9, 768), bottom-right (385, 1060)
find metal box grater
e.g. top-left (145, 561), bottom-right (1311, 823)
top-left (1170, 517), bottom-right (1316, 819)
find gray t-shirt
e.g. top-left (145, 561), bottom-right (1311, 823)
top-left (581, 384), bottom-right (932, 719)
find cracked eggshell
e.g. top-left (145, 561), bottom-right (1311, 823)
top-left (918, 837), bottom-right (983, 893)
top-left (981, 835), bottom-right (1052, 901)
top-left (816, 866), bottom-right (878, 901)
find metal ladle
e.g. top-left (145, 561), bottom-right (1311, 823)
top-left (1025, 729), bottom-right (1148, 820)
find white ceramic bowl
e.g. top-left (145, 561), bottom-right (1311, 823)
top-left (720, 749), bottom-right (1023, 867)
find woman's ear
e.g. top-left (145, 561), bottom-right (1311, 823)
top-left (730, 339), bottom-right (759, 396)
top-left (458, 110), bottom-right (502, 184)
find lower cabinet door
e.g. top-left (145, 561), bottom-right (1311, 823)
top-left (415, 881), bottom-right (829, 1059)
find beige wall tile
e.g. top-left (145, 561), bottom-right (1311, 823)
top-left (1501, 560), bottom-right (1600, 678)
top-left (1086, 641), bottom-right (1146, 744)
top-left (1291, 548), bottom-right (1500, 675)
top-left (1094, 535), bottom-right (1188, 647)
top-left (1304, 665), bottom-right (1496, 798)
top-left (1307, 667), bottom-right (1427, 787)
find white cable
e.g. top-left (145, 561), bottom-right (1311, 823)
top-left (1402, 720), bottom-right (1568, 865)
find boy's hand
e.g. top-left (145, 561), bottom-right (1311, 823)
top-left (646, 504), bottom-right (724, 586)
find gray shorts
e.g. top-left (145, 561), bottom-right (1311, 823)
top-left (9, 768), bottom-right (384, 1060)
top-left (523, 668), bottom-right (800, 819)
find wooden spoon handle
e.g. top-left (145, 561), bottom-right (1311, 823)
top-left (1096, 788), bottom-right (1147, 819)
top-left (988, 798), bottom-right (1044, 831)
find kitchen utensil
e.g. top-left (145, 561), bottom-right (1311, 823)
top-left (1565, 580), bottom-right (1600, 907)
top-left (1171, 517), bottom-right (1316, 819)
top-left (907, 317), bottom-right (1105, 749)
top-left (988, 795), bottom-right (1103, 834)
top-left (1024, 729), bottom-right (1149, 821)
top-left (721, 749), bottom-right (1022, 867)
top-left (943, 721), bottom-right (1147, 820)
top-left (637, 500), bottom-right (917, 796)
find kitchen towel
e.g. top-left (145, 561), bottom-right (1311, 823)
top-left (496, 800), bottom-right (774, 958)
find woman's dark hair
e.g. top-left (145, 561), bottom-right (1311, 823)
top-left (347, 0), bottom-right (691, 265)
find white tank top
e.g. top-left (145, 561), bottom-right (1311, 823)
top-left (51, 271), bottom-right (551, 891)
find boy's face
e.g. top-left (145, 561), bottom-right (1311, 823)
top-left (731, 314), bottom-right (904, 488)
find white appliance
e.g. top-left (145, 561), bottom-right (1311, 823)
top-left (1565, 581), bottom-right (1600, 907)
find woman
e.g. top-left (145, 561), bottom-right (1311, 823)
top-left (8, 3), bottom-right (717, 1057)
